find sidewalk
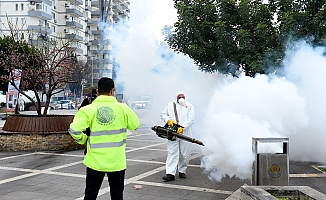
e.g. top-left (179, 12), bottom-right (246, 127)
top-left (0, 110), bottom-right (325, 199)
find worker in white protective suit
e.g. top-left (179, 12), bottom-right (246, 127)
top-left (160, 91), bottom-right (195, 182)
top-left (19, 95), bottom-right (25, 111)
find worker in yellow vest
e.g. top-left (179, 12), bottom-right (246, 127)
top-left (69, 77), bottom-right (139, 200)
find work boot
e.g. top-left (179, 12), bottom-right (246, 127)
top-left (179, 172), bottom-right (186, 178)
top-left (162, 174), bottom-right (175, 182)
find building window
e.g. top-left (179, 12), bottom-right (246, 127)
top-left (103, 72), bottom-right (111, 77)
top-left (21, 3), bottom-right (24, 11)
top-left (21, 18), bottom-right (24, 25)
top-left (15, 4), bottom-right (18, 11)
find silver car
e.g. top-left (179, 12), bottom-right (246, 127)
top-left (55, 100), bottom-right (75, 109)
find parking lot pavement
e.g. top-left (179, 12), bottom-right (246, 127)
top-left (0, 109), bottom-right (326, 199)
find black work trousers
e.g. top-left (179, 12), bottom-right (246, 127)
top-left (84, 167), bottom-right (125, 200)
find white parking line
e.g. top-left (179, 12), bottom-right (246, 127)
top-left (0, 172), bottom-right (41, 185)
top-left (37, 152), bottom-right (84, 158)
top-left (133, 180), bottom-right (234, 195)
top-left (126, 142), bottom-right (166, 153)
top-left (0, 160), bottom-right (85, 185)
top-left (0, 152), bottom-right (38, 161)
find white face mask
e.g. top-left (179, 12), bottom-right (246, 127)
top-left (178, 98), bottom-right (186, 106)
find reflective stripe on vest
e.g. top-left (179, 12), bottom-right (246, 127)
top-left (90, 139), bottom-right (126, 148)
top-left (69, 128), bottom-right (82, 135)
top-left (91, 128), bottom-right (127, 136)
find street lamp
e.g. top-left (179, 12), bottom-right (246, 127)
top-left (81, 79), bottom-right (87, 100)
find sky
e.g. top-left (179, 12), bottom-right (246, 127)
top-left (108, 0), bottom-right (326, 182)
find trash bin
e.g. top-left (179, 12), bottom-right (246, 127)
top-left (252, 137), bottom-right (289, 186)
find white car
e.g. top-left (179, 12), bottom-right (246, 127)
top-left (55, 100), bottom-right (75, 109)
top-left (131, 96), bottom-right (151, 109)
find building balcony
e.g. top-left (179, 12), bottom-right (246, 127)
top-left (90, 50), bottom-right (99, 54)
top-left (91, 10), bottom-right (100, 16)
top-left (28, 38), bottom-right (54, 47)
top-left (92, 30), bottom-right (101, 35)
top-left (85, 52), bottom-right (93, 57)
top-left (91, 1), bottom-right (99, 7)
top-left (119, 10), bottom-right (129, 17)
top-left (92, 58), bottom-right (113, 64)
top-left (75, 47), bottom-right (83, 54)
top-left (85, 4), bottom-right (92, 11)
top-left (28, 10), bottom-right (52, 20)
top-left (112, 14), bottom-right (118, 20)
top-left (66, 21), bottom-right (83, 29)
top-left (85, 29), bottom-right (92, 35)
top-left (120, 2), bottom-right (129, 9)
top-left (28, 39), bottom-right (45, 46)
top-left (91, 39), bottom-right (99, 45)
top-left (68, 0), bottom-right (83, 5)
top-left (91, 19), bottom-right (100, 25)
top-left (89, 49), bottom-right (111, 54)
top-left (65, 34), bottom-right (83, 41)
top-left (112, 0), bottom-right (123, 4)
top-left (28, 25), bottom-right (52, 34)
top-left (85, 17), bottom-right (93, 24)
top-left (35, 0), bottom-right (52, 6)
top-left (66, 8), bottom-right (83, 17)
top-left (112, 5), bottom-right (123, 13)
top-left (85, 41), bottom-right (92, 46)
top-left (102, 50), bottom-right (111, 54)
top-left (103, 59), bottom-right (113, 64)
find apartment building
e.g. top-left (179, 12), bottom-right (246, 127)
top-left (0, 0), bottom-right (130, 87)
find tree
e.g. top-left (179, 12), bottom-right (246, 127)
top-left (0, 18), bottom-right (78, 115)
top-left (277, 0), bottom-right (326, 47)
top-left (68, 59), bottom-right (90, 98)
top-left (0, 37), bottom-right (11, 94)
top-left (166, 0), bottom-right (326, 77)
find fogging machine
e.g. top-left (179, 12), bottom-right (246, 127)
top-left (151, 124), bottom-right (204, 146)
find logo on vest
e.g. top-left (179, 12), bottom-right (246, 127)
top-left (97, 106), bottom-right (116, 125)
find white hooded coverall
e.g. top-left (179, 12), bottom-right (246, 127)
top-left (160, 91), bottom-right (195, 175)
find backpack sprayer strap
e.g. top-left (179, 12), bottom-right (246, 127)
top-left (173, 102), bottom-right (179, 124)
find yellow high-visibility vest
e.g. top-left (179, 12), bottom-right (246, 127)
top-left (69, 95), bottom-right (139, 172)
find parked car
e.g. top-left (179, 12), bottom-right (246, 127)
top-left (55, 100), bottom-right (75, 109)
top-left (131, 96), bottom-right (151, 109)
top-left (49, 102), bottom-right (57, 110)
